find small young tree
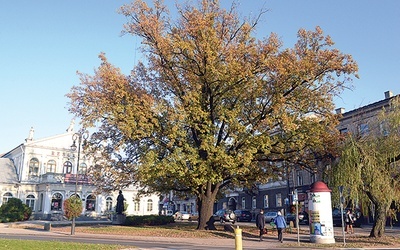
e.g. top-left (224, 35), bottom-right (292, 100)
top-left (63, 196), bottom-right (83, 220)
top-left (0, 198), bottom-right (32, 222)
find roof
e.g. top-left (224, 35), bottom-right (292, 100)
top-left (0, 158), bottom-right (19, 184)
top-left (340, 94), bottom-right (399, 120)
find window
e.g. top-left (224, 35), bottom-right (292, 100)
top-left (297, 171), bottom-right (303, 186)
top-left (146, 199), bottom-right (153, 212)
top-left (63, 161), bottom-right (72, 174)
top-left (29, 158), bottom-right (39, 176)
top-left (276, 193), bottom-right (282, 207)
top-left (241, 197), bottom-right (246, 209)
top-left (86, 194), bottom-right (96, 211)
top-left (79, 163), bottom-right (87, 174)
top-left (2, 192), bottom-right (13, 203)
top-left (47, 160), bottom-right (56, 173)
top-left (263, 195), bottom-right (269, 208)
top-left (70, 193), bottom-right (80, 199)
top-left (51, 193), bottom-right (63, 211)
top-left (380, 122), bottom-right (389, 136)
top-left (25, 194), bottom-right (35, 210)
top-left (106, 197), bottom-right (113, 211)
top-left (311, 172), bottom-right (316, 183)
top-left (252, 196), bottom-right (256, 209)
top-left (359, 123), bottom-right (369, 135)
top-left (133, 200), bottom-right (140, 212)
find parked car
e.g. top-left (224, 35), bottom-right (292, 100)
top-left (298, 211), bottom-right (309, 225)
top-left (213, 209), bottom-right (236, 223)
top-left (332, 208), bottom-right (362, 227)
top-left (174, 211), bottom-right (191, 220)
top-left (264, 211), bottom-right (278, 223)
top-left (234, 210), bottom-right (252, 222)
top-left (286, 211), bottom-right (309, 226)
top-left (188, 212), bottom-right (199, 222)
top-left (286, 213), bottom-right (297, 226)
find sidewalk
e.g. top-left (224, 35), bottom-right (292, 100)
top-left (0, 221), bottom-right (399, 249)
top-left (0, 221), bottom-right (309, 249)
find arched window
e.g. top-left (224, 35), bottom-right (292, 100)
top-left (2, 192), bottom-right (13, 203)
top-left (252, 196), bottom-right (256, 209)
top-left (63, 161), bottom-right (72, 174)
top-left (133, 200), bottom-right (140, 212)
top-left (70, 193), bottom-right (80, 199)
top-left (264, 195), bottom-right (269, 208)
top-left (51, 193), bottom-right (63, 211)
top-left (146, 199), bottom-right (153, 212)
top-left (79, 163), bottom-right (87, 174)
top-left (241, 197), bottom-right (246, 209)
top-left (47, 160), bottom-right (56, 173)
top-left (26, 194), bottom-right (35, 210)
top-left (105, 197), bottom-right (113, 211)
top-left (29, 158), bottom-right (39, 176)
top-left (86, 194), bottom-right (96, 211)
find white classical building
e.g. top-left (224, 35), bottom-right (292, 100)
top-left (0, 123), bottom-right (160, 220)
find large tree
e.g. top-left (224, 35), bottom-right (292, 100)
top-left (330, 97), bottom-right (400, 237)
top-left (67, 0), bottom-right (358, 230)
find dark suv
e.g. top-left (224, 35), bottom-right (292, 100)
top-left (234, 209), bottom-right (252, 222)
top-left (213, 209), bottom-right (236, 223)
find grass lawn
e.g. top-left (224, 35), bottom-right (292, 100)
top-left (0, 238), bottom-right (123, 250)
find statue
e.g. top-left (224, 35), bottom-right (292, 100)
top-left (116, 190), bottom-right (125, 214)
top-left (66, 119), bottom-right (75, 132)
top-left (25, 127), bottom-right (34, 142)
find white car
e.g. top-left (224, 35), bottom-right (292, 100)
top-left (174, 211), bottom-right (191, 220)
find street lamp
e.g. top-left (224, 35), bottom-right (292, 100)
top-left (70, 129), bottom-right (89, 235)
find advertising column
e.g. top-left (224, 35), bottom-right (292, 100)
top-left (308, 181), bottom-right (335, 244)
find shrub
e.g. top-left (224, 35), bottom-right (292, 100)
top-left (0, 198), bottom-right (32, 223)
top-left (124, 215), bottom-right (175, 226)
top-left (63, 196), bottom-right (83, 220)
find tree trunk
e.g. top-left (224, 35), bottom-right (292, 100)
top-left (369, 202), bottom-right (389, 237)
top-left (196, 182), bottom-right (219, 230)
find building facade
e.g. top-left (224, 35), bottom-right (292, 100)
top-left (216, 91), bottom-right (398, 220)
top-left (0, 123), bottom-right (159, 220)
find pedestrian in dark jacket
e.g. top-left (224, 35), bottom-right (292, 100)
top-left (274, 211), bottom-right (287, 243)
top-left (256, 209), bottom-right (266, 241)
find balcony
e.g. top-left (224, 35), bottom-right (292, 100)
top-left (64, 174), bottom-right (91, 184)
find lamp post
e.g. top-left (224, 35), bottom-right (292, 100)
top-left (70, 129), bottom-right (89, 235)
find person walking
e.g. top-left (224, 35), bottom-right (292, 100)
top-left (256, 209), bottom-right (266, 241)
top-left (274, 211), bottom-right (287, 243)
top-left (345, 209), bottom-right (355, 234)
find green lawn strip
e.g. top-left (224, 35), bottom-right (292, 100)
top-left (0, 238), bottom-right (126, 250)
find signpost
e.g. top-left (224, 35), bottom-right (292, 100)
top-left (339, 186), bottom-right (346, 246)
top-left (293, 189), bottom-right (299, 245)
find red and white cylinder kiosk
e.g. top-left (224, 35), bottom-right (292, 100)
top-left (308, 181), bottom-right (335, 244)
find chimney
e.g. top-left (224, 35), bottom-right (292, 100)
top-left (385, 91), bottom-right (393, 99)
top-left (335, 108), bottom-right (345, 114)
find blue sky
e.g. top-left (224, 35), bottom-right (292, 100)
top-left (1, 0), bottom-right (399, 153)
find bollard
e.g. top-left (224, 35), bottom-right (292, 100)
top-left (234, 226), bottom-right (243, 250)
top-left (44, 222), bottom-right (51, 231)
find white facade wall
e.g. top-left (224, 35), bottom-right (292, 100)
top-left (0, 126), bottom-right (159, 220)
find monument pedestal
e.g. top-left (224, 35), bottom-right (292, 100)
top-left (112, 214), bottom-right (126, 225)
